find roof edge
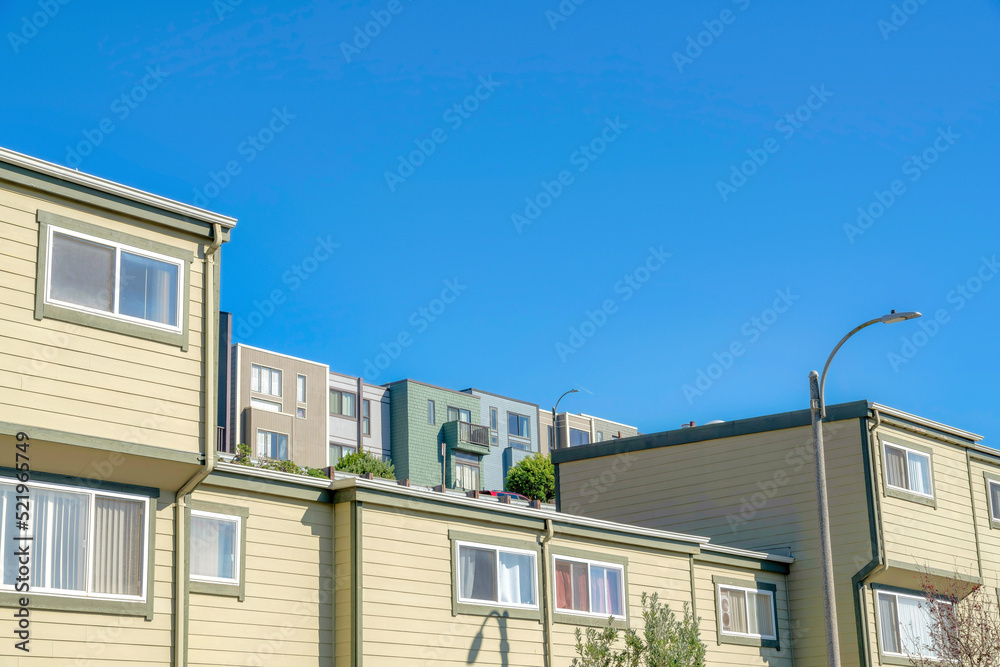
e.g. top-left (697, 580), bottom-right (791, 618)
top-left (0, 146), bottom-right (236, 229)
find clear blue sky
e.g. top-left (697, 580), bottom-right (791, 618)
top-left (4, 0), bottom-right (999, 440)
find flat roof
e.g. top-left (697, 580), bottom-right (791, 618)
top-left (552, 400), bottom-right (986, 465)
top-left (0, 146), bottom-right (236, 228)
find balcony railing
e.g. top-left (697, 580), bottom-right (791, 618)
top-left (459, 421), bottom-right (490, 447)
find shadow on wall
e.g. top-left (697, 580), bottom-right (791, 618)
top-left (467, 611), bottom-right (510, 667)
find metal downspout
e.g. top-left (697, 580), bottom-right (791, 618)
top-left (541, 519), bottom-right (555, 667)
top-left (173, 222), bottom-right (224, 667)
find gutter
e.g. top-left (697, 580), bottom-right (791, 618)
top-left (540, 519), bottom-right (555, 667)
top-left (173, 222), bottom-right (224, 667)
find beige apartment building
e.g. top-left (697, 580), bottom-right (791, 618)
top-left (0, 146), bottom-right (808, 665)
top-left (554, 400), bottom-right (1000, 666)
top-left (539, 410), bottom-right (639, 453)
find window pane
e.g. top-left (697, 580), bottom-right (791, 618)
top-left (720, 588), bottom-right (748, 634)
top-left (459, 546), bottom-right (496, 602)
top-left (448, 407), bottom-right (460, 422)
top-left (879, 594), bottom-right (901, 654)
top-left (250, 398), bottom-right (280, 412)
top-left (753, 592), bottom-right (775, 638)
top-left (256, 430), bottom-right (266, 457)
top-left (29, 487), bottom-right (90, 592)
top-left (297, 376), bottom-right (307, 403)
top-left (362, 417), bottom-right (371, 435)
top-left (428, 400), bottom-right (435, 424)
top-left (508, 413), bottom-right (517, 435)
top-left (92, 497), bottom-right (144, 596)
top-left (885, 446), bottom-right (907, 489)
top-left (570, 428), bottom-right (590, 447)
top-left (991, 483), bottom-right (1000, 521)
top-left (251, 365), bottom-right (260, 392)
top-left (490, 408), bottom-right (497, 431)
top-left (907, 452), bottom-right (931, 495)
top-left (270, 370), bottom-right (281, 397)
top-left (50, 232), bottom-right (115, 312)
top-left (606, 568), bottom-right (624, 616)
top-left (590, 565), bottom-right (622, 616)
top-left (342, 393), bottom-right (356, 417)
top-left (555, 559), bottom-right (589, 612)
top-left (460, 409), bottom-right (471, 423)
top-left (190, 515), bottom-right (237, 581)
top-left (362, 400), bottom-right (370, 418)
top-left (277, 434), bottom-right (288, 459)
top-left (498, 551), bottom-right (535, 606)
top-left (897, 594), bottom-right (935, 657)
top-left (296, 407), bottom-right (306, 419)
top-left (119, 252), bottom-right (179, 326)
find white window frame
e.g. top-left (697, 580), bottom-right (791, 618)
top-left (876, 589), bottom-right (946, 659)
top-left (717, 583), bottom-right (777, 641)
top-left (189, 509), bottom-right (241, 586)
top-left (296, 407), bottom-right (306, 419)
top-left (44, 225), bottom-right (184, 333)
top-left (454, 540), bottom-right (539, 610)
top-left (249, 397), bottom-right (281, 413)
top-left (296, 375), bottom-right (307, 404)
top-left (250, 364), bottom-right (282, 397)
top-left (883, 442), bottom-right (934, 498)
top-left (552, 554), bottom-right (626, 620)
top-left (0, 478), bottom-right (149, 603)
top-left (256, 429), bottom-right (288, 459)
top-left (989, 479), bottom-right (1000, 522)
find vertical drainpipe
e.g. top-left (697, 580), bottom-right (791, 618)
top-left (357, 376), bottom-right (364, 453)
top-left (540, 519), bottom-right (555, 667)
top-left (173, 222), bottom-right (224, 667)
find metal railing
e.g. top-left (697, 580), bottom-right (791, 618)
top-left (458, 421), bottom-right (490, 447)
top-left (216, 425), bottom-right (231, 453)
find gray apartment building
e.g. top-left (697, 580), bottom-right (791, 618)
top-left (462, 387), bottom-right (541, 490)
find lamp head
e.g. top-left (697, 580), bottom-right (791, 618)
top-left (880, 310), bottom-right (921, 324)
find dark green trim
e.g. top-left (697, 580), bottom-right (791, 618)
top-left (694, 552), bottom-right (790, 574)
top-left (0, 489), bottom-right (157, 620)
top-left (859, 418), bottom-right (881, 566)
top-left (877, 435), bottom-right (937, 508)
top-left (983, 471), bottom-right (1000, 530)
top-left (968, 453), bottom-right (985, 581)
top-left (0, 466), bottom-right (160, 498)
top-left (550, 546), bottom-right (629, 629)
top-left (0, 421), bottom-right (203, 465)
top-left (852, 558), bottom-right (883, 667)
top-left (353, 500), bottom-right (363, 667)
top-left (35, 210), bottom-right (193, 350)
top-left (0, 161), bottom-right (221, 241)
top-left (206, 471), bottom-right (330, 503)
top-left (552, 401), bottom-right (871, 465)
top-left (447, 529), bottom-right (543, 621)
top-left (554, 462), bottom-right (561, 513)
top-left (556, 523), bottom-right (699, 556)
top-left (688, 555), bottom-right (697, 618)
top-left (186, 499), bottom-right (249, 602)
top-left (711, 576), bottom-right (780, 650)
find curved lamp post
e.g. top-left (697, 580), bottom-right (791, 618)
top-left (810, 310), bottom-right (921, 667)
top-left (551, 389), bottom-right (579, 451)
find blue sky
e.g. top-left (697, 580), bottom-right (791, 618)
top-left (4, 0), bottom-right (999, 439)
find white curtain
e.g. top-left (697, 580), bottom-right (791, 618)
top-left (498, 552), bottom-right (534, 605)
top-left (459, 546), bottom-right (496, 602)
top-left (879, 594), bottom-right (901, 653)
top-left (721, 588), bottom-right (748, 634)
top-left (191, 515), bottom-right (237, 580)
top-left (92, 497), bottom-right (144, 596)
top-left (119, 251), bottom-right (178, 326)
top-left (897, 595), bottom-right (935, 657)
top-left (32, 488), bottom-right (89, 592)
top-left (753, 592), bottom-right (775, 637)
top-left (590, 565), bottom-right (609, 615)
top-left (907, 453), bottom-right (931, 495)
top-left (885, 447), bottom-right (907, 488)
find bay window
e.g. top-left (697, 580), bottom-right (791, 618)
top-left (554, 556), bottom-right (625, 619)
top-left (0, 478), bottom-right (148, 601)
top-left (456, 541), bottom-right (537, 609)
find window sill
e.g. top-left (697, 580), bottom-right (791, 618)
top-left (719, 633), bottom-right (780, 650)
top-left (0, 590), bottom-right (153, 619)
top-left (553, 610), bottom-right (627, 629)
top-left (878, 653), bottom-right (922, 666)
top-left (884, 485), bottom-right (936, 508)
top-left (453, 601), bottom-right (542, 621)
top-left (191, 579), bottom-right (244, 601)
top-left (37, 301), bottom-right (188, 350)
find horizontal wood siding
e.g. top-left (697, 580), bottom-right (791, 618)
top-left (187, 486), bottom-right (333, 667)
top-left (0, 187), bottom-right (207, 454)
top-left (557, 419), bottom-right (871, 666)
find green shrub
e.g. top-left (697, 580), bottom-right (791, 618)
top-left (504, 452), bottom-right (554, 501)
top-left (334, 450), bottom-right (395, 479)
top-left (572, 592), bottom-right (706, 667)
top-left (230, 443), bottom-right (329, 480)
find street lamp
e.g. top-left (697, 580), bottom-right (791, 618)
top-left (551, 389), bottom-right (579, 451)
top-left (809, 309), bottom-right (921, 667)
